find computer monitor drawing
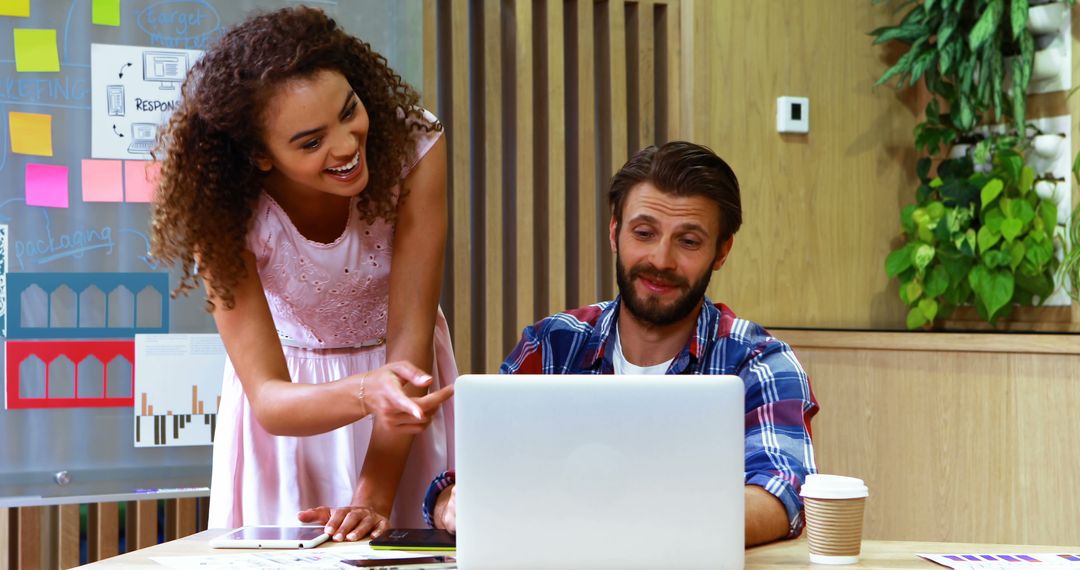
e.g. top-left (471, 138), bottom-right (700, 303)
top-left (142, 51), bottom-right (189, 90)
top-left (128, 123), bottom-right (157, 155)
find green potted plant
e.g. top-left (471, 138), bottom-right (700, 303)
top-left (871, 0), bottom-right (1071, 328)
top-left (886, 141), bottom-right (1060, 328)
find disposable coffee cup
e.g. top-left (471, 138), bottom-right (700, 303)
top-left (800, 474), bottom-right (869, 565)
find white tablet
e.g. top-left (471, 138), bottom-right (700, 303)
top-left (209, 525), bottom-right (330, 549)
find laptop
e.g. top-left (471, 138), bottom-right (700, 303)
top-left (454, 374), bottom-right (745, 570)
top-left (128, 123), bottom-right (158, 154)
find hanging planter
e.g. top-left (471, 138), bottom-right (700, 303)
top-left (1027, 2), bottom-right (1070, 34)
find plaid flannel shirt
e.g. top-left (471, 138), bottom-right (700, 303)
top-left (423, 297), bottom-right (819, 537)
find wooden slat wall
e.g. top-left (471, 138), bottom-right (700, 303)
top-left (4, 498), bottom-right (205, 568)
top-left (426, 0), bottom-right (686, 374)
top-left (782, 329), bottom-right (1080, 544)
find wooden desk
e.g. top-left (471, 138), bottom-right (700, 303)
top-left (76, 529), bottom-right (1078, 568)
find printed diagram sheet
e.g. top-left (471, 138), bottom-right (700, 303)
top-left (91, 43), bottom-right (203, 160)
top-left (134, 334), bottom-right (226, 447)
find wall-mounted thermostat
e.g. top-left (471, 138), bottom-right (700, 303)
top-left (777, 96), bottom-right (809, 134)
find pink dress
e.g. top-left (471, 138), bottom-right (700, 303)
top-left (208, 120), bottom-right (455, 528)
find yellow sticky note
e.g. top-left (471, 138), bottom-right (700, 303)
top-left (0, 0), bottom-right (30, 17)
top-left (9, 111), bottom-right (53, 156)
top-left (92, 0), bottom-right (120, 26)
top-left (13, 29), bottom-right (60, 72)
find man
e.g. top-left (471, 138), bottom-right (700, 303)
top-left (423, 141), bottom-right (819, 547)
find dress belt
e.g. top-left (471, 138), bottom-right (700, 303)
top-left (278, 337), bottom-right (387, 350)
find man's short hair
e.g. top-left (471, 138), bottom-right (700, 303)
top-left (609, 141), bottom-right (742, 242)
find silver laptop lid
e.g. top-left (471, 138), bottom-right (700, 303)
top-left (455, 374), bottom-right (745, 570)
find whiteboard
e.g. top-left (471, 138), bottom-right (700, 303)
top-left (0, 0), bottom-right (423, 505)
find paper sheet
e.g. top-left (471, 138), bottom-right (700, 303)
top-left (81, 159), bottom-right (125, 202)
top-left (90, 43), bottom-right (203, 159)
top-left (25, 163), bottom-right (68, 208)
top-left (123, 160), bottom-right (161, 203)
top-left (13, 28), bottom-right (60, 72)
top-left (0, 0), bottom-right (30, 18)
top-left (9, 111), bottom-right (53, 156)
top-left (134, 334), bottom-right (227, 447)
top-left (920, 552), bottom-right (1080, 569)
top-left (92, 0), bottom-right (120, 26)
top-left (150, 545), bottom-right (445, 569)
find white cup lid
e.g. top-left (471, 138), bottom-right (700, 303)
top-left (800, 474), bottom-right (869, 499)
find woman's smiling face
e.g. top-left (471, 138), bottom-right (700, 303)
top-left (255, 69), bottom-right (371, 198)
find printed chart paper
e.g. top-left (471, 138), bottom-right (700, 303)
top-left (921, 552), bottom-right (1080, 569)
top-left (91, 43), bottom-right (202, 159)
top-left (134, 334), bottom-right (226, 447)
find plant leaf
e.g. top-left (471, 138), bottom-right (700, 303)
top-left (913, 243), bottom-right (936, 271)
top-left (1010, 241), bottom-right (1026, 271)
top-left (918, 298), bottom-right (939, 322)
top-left (906, 279), bottom-right (925, 304)
top-left (969, 0), bottom-right (1003, 50)
top-left (886, 243), bottom-right (916, 278)
top-left (916, 157), bottom-right (932, 182)
top-left (969, 264), bottom-right (1014, 320)
top-left (983, 249), bottom-right (1011, 268)
top-left (980, 179), bottom-right (1004, 210)
top-left (1018, 167), bottom-right (1035, 196)
top-left (906, 306), bottom-right (929, 329)
top-left (978, 225), bottom-right (1002, 253)
top-left (925, 264), bottom-right (950, 297)
top-left (1010, 0), bottom-right (1029, 39)
top-left (984, 207), bottom-right (1005, 232)
top-left (1001, 218), bottom-right (1023, 243)
top-left (1039, 200), bottom-right (1058, 232)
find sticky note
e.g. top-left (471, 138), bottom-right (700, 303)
top-left (124, 160), bottom-right (161, 203)
top-left (8, 112), bottom-right (52, 156)
top-left (13, 29), bottom-right (59, 72)
top-left (0, 0), bottom-right (30, 17)
top-left (25, 163), bottom-right (69, 208)
top-left (82, 159), bottom-right (124, 202)
top-left (92, 0), bottom-right (120, 26)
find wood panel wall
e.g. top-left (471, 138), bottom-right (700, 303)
top-left (2, 498), bottom-right (204, 568)
top-left (780, 329), bottom-right (1080, 545)
top-left (694, 2), bottom-right (1080, 330)
top-left (423, 0), bottom-right (687, 374)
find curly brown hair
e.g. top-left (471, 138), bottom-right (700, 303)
top-left (150, 6), bottom-right (439, 310)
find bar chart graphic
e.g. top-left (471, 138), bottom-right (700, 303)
top-left (133, 334), bottom-right (226, 447)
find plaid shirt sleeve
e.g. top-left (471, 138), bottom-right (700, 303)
top-left (738, 324), bottom-right (819, 538)
top-left (499, 321), bottom-right (546, 374)
top-left (422, 470), bottom-right (456, 528)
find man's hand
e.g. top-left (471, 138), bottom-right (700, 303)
top-left (432, 484), bottom-right (457, 534)
top-left (297, 505), bottom-right (389, 541)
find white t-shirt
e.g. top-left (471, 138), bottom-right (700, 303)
top-left (612, 325), bottom-right (673, 375)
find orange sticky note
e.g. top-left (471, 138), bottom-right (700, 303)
top-left (124, 160), bottom-right (161, 203)
top-left (9, 111), bottom-right (52, 156)
top-left (82, 159), bottom-right (124, 202)
top-left (0, 0), bottom-right (30, 17)
top-left (13, 29), bottom-right (60, 72)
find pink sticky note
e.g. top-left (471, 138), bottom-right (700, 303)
top-left (124, 160), bottom-right (161, 203)
top-left (25, 163), bottom-right (69, 208)
top-left (81, 159), bottom-right (124, 202)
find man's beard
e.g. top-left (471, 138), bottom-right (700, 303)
top-left (615, 253), bottom-right (713, 327)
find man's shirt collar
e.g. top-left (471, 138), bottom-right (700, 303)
top-left (576, 295), bottom-right (721, 373)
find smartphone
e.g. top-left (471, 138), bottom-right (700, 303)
top-left (342, 555), bottom-right (456, 568)
top-left (369, 528), bottom-right (456, 551)
top-left (208, 525), bottom-right (330, 549)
